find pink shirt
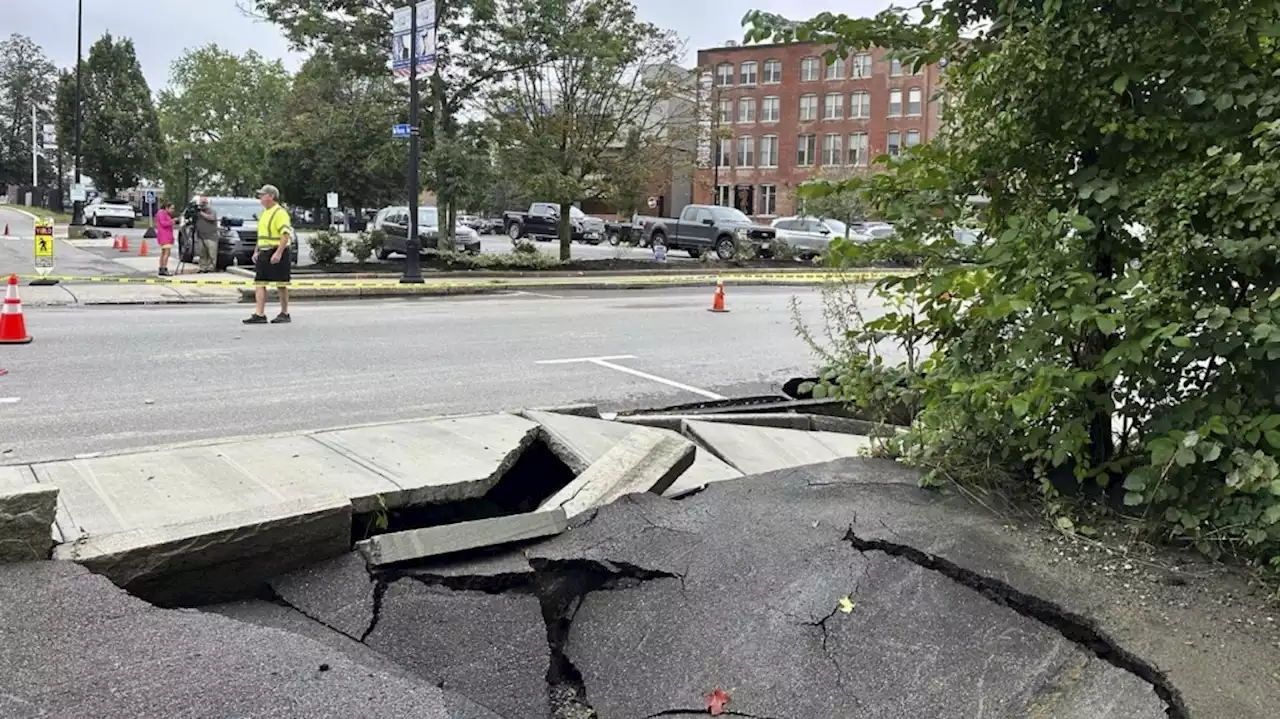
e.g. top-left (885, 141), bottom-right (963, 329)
top-left (156, 209), bottom-right (175, 245)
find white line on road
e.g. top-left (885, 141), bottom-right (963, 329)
top-left (535, 355), bottom-right (727, 400)
top-left (0, 397), bottom-right (20, 404)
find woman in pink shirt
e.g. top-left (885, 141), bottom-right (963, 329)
top-left (155, 200), bottom-right (175, 276)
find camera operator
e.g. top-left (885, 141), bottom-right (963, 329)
top-left (193, 197), bottom-right (219, 273)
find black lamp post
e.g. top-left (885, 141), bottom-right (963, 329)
top-left (69, 0), bottom-right (84, 226)
top-left (182, 149), bottom-right (192, 202)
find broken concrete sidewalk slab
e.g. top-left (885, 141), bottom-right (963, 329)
top-left (31, 435), bottom-right (400, 544)
top-left (53, 494), bottom-right (351, 604)
top-left (0, 465), bottom-right (57, 562)
top-left (619, 411), bottom-right (897, 437)
top-left (683, 418), bottom-right (873, 474)
top-left (358, 508), bottom-right (568, 567)
top-left (0, 561), bottom-right (491, 718)
top-left (312, 412), bottom-right (539, 505)
top-left (522, 408), bottom-right (741, 497)
top-left (540, 428), bottom-right (694, 518)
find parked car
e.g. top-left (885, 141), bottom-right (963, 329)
top-left (377, 205), bottom-right (481, 258)
top-left (83, 198), bottom-right (136, 228)
top-left (638, 204), bottom-right (776, 259)
top-left (177, 196), bottom-right (299, 270)
top-left (770, 216), bottom-right (865, 260)
top-left (604, 216), bottom-right (647, 247)
top-left (503, 202), bottom-right (606, 244)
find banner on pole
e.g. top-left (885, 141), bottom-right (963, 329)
top-left (391, 2), bottom-right (437, 79)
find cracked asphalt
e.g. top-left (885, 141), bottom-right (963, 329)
top-left (6, 456), bottom-right (1279, 718)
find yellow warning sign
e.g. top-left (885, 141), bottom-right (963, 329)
top-left (33, 220), bottom-right (55, 276)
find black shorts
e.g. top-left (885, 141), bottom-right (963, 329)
top-left (254, 246), bottom-right (291, 286)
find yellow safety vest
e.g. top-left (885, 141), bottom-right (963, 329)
top-left (256, 205), bottom-right (291, 249)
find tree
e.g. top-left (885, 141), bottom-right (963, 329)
top-left (73, 34), bottom-right (164, 197)
top-left (268, 51), bottom-right (407, 210)
top-left (0, 34), bottom-right (57, 186)
top-left (748, 2), bottom-right (1280, 564)
top-left (156, 46), bottom-right (291, 198)
top-left (491, 0), bottom-right (686, 259)
top-left (796, 169), bottom-right (869, 229)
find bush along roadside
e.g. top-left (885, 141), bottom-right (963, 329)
top-left (308, 229), bottom-right (345, 265)
top-left (345, 229), bottom-right (386, 263)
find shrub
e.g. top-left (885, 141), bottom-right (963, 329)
top-left (511, 238), bottom-right (539, 255)
top-left (346, 229), bottom-right (384, 263)
top-left (308, 229), bottom-right (344, 265)
top-left (769, 238), bottom-right (798, 262)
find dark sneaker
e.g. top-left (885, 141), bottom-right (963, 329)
top-left (270, 313), bottom-right (291, 324)
top-left (158, 268), bottom-right (170, 277)
top-left (242, 314), bottom-right (268, 324)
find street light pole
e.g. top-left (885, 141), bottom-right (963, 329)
top-left (183, 150), bottom-right (192, 202)
top-left (70, 0), bottom-right (84, 226)
top-left (400, 1), bottom-right (424, 283)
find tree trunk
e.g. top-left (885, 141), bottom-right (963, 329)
top-left (1089, 226), bottom-right (1116, 473)
top-left (558, 201), bottom-right (572, 261)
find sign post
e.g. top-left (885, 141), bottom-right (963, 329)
top-left (326, 192), bottom-right (341, 231)
top-left (392, 1), bottom-right (436, 285)
top-left (32, 219), bottom-right (57, 285)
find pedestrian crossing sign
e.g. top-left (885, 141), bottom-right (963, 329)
top-left (34, 220), bottom-right (54, 275)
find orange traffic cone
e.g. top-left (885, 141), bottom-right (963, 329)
top-left (118, 236), bottom-right (129, 252)
top-left (0, 274), bottom-right (33, 344)
top-left (139, 240), bottom-right (149, 257)
top-left (111, 235), bottom-right (120, 249)
top-left (708, 278), bottom-right (729, 313)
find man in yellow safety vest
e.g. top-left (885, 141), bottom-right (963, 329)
top-left (244, 184), bottom-right (293, 324)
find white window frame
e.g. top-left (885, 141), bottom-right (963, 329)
top-left (739, 61), bottom-right (758, 86)
top-left (888, 89), bottom-right (903, 117)
top-left (850, 91), bottom-right (871, 119)
top-left (890, 58), bottom-right (904, 77)
top-left (716, 63), bottom-right (734, 86)
top-left (797, 133), bottom-right (816, 166)
top-left (717, 98), bottom-right (733, 124)
top-left (761, 96), bottom-right (780, 123)
top-left (799, 94), bottom-right (818, 122)
top-left (887, 131), bottom-right (901, 158)
top-left (737, 97), bottom-right (756, 124)
top-left (759, 184), bottom-right (777, 216)
top-left (848, 132), bottom-right (869, 166)
top-left (822, 133), bottom-right (843, 166)
top-left (716, 137), bottom-right (732, 167)
top-left (763, 59), bottom-right (782, 84)
top-left (906, 129), bottom-right (921, 147)
top-left (800, 57), bottom-right (820, 82)
top-left (907, 87), bottom-right (923, 116)
top-left (823, 93), bottom-right (844, 120)
top-left (737, 135), bottom-right (755, 167)
top-left (715, 184), bottom-right (731, 206)
top-left (825, 56), bottom-right (845, 80)
top-left (851, 54), bottom-right (872, 79)
top-left (760, 135), bottom-right (779, 167)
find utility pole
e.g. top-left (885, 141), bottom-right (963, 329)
top-left (31, 104), bottom-right (37, 187)
top-left (401, 1), bottom-right (424, 283)
top-left (70, 0), bottom-right (85, 226)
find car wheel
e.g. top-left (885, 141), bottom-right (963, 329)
top-left (715, 237), bottom-right (735, 260)
top-left (687, 247), bottom-right (701, 259)
top-left (507, 223), bottom-right (521, 240)
top-left (607, 231), bottom-right (620, 246)
top-left (650, 231), bottom-right (666, 247)
top-left (127, 220), bottom-right (135, 229)
top-left (376, 247), bottom-right (391, 260)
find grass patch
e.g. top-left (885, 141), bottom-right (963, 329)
top-left (13, 205), bottom-right (76, 224)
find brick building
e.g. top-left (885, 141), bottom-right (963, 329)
top-left (693, 42), bottom-right (943, 220)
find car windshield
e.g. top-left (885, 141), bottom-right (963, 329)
top-left (821, 219), bottom-right (848, 236)
top-left (710, 207), bottom-right (750, 223)
top-left (417, 207), bottom-right (440, 226)
top-left (209, 200), bottom-right (261, 221)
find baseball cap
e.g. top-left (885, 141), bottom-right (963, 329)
top-left (256, 184), bottom-right (280, 198)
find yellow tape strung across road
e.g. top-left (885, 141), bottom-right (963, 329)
top-left (10, 269), bottom-right (907, 289)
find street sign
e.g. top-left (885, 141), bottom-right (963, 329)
top-left (326, 192), bottom-right (339, 209)
top-left (392, 123), bottom-right (411, 138)
top-left (33, 220), bottom-right (54, 277)
top-left (653, 243), bottom-right (667, 262)
top-left (391, 1), bottom-right (437, 79)
top-left (144, 190), bottom-right (156, 206)
top-left (70, 184), bottom-right (86, 202)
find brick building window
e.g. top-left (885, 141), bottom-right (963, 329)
top-left (761, 96), bottom-right (780, 123)
top-left (848, 132), bottom-right (869, 166)
top-left (823, 93), bottom-right (843, 120)
top-left (715, 137), bottom-right (732, 167)
top-left (822, 133), bottom-right (843, 165)
top-left (906, 129), bottom-right (921, 147)
top-left (717, 98), bottom-right (732, 124)
top-left (801, 56), bottom-right (820, 82)
top-left (759, 185), bottom-right (777, 216)
top-left (716, 63), bottom-right (734, 86)
top-left (888, 89), bottom-right (903, 117)
top-left (797, 134), bottom-right (816, 166)
top-left (763, 59), bottom-right (782, 84)
top-left (740, 61), bottom-right (758, 86)
top-left (737, 136), bottom-right (755, 167)
top-left (851, 54), bottom-right (872, 78)
top-left (760, 135), bottom-right (778, 167)
top-left (887, 131), bottom-right (901, 158)
top-left (738, 97), bottom-right (756, 123)
top-left (850, 91), bottom-right (871, 119)
top-left (716, 184), bottom-right (732, 206)
top-left (907, 87), bottom-right (923, 116)
top-left (799, 94), bottom-right (818, 121)
top-left (825, 56), bottom-right (845, 80)
top-left (890, 58), bottom-right (904, 77)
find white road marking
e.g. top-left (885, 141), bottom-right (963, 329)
top-left (505, 290), bottom-right (578, 299)
top-left (0, 397), bottom-right (20, 404)
top-left (535, 355), bottom-right (727, 400)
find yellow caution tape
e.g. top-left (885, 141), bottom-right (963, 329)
top-left (9, 269), bottom-right (907, 289)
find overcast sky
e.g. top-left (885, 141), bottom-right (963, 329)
top-left (5, 0), bottom-right (895, 89)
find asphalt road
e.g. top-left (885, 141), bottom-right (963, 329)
top-left (0, 285), bottom-right (857, 464)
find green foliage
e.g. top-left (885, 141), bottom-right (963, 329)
top-left (490, 0), bottom-right (686, 259)
top-left (308, 229), bottom-right (345, 265)
top-left (511, 238), bottom-right (540, 255)
top-left (429, 249), bottom-right (561, 270)
top-left (749, 0), bottom-right (1280, 566)
top-left (0, 34), bottom-right (57, 187)
top-left (157, 46), bottom-right (291, 198)
top-left (75, 34), bottom-right (164, 196)
top-left (346, 229), bottom-right (384, 263)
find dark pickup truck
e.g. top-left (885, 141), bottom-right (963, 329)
top-left (638, 204), bottom-right (777, 259)
top-left (503, 202), bottom-right (606, 244)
